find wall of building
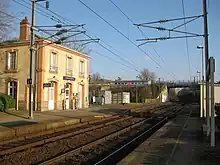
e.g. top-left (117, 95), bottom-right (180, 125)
top-left (37, 44), bottom-right (89, 111)
top-left (200, 84), bottom-right (220, 117)
top-left (0, 44), bottom-right (30, 110)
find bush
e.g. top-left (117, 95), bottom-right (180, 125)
top-left (0, 99), bottom-right (4, 112)
top-left (0, 93), bottom-right (15, 111)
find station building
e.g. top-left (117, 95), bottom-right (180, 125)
top-left (0, 17), bottom-right (89, 111)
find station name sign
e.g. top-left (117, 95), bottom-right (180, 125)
top-left (43, 83), bottom-right (52, 88)
top-left (63, 76), bottom-right (76, 81)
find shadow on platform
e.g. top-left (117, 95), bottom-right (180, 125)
top-left (0, 120), bottom-right (38, 128)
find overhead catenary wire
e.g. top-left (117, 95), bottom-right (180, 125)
top-left (84, 33), bottom-right (141, 72)
top-left (108, 0), bottom-right (198, 81)
top-left (12, 0), bottom-right (61, 23)
top-left (181, 0), bottom-right (192, 80)
top-left (77, 0), bottom-right (177, 80)
top-left (108, 0), bottom-right (174, 73)
top-left (28, 0), bottom-right (142, 73)
top-left (18, 0), bottom-right (174, 78)
top-left (0, 10), bottom-right (61, 44)
top-left (93, 51), bottom-right (137, 72)
top-left (0, 10), bottom-right (21, 21)
top-left (136, 14), bottom-right (204, 25)
top-left (11, 0), bottom-right (142, 77)
top-left (23, 0), bottom-right (143, 74)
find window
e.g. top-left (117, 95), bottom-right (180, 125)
top-left (79, 60), bottom-right (85, 77)
top-left (66, 56), bottom-right (73, 75)
top-left (6, 51), bottom-right (17, 70)
top-left (8, 81), bottom-right (17, 100)
top-left (49, 52), bottom-right (58, 73)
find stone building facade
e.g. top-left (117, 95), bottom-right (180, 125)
top-left (0, 17), bottom-right (89, 111)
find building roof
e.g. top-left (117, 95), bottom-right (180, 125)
top-left (0, 38), bottom-right (28, 46)
top-left (0, 35), bottom-right (89, 59)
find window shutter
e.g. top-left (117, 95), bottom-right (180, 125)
top-left (53, 54), bottom-right (56, 66)
top-left (50, 53), bottom-right (53, 67)
top-left (8, 53), bottom-right (11, 69)
top-left (66, 56), bottom-right (68, 71)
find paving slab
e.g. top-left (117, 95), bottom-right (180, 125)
top-left (118, 104), bottom-right (220, 165)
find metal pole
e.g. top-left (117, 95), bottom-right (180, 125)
top-left (159, 78), bottom-right (161, 102)
top-left (29, 0), bottom-right (36, 119)
top-left (210, 57), bottom-right (215, 147)
top-left (203, 0), bottom-right (210, 136)
top-left (136, 85), bottom-right (138, 103)
top-left (33, 44), bottom-right (38, 112)
top-left (201, 47), bottom-right (205, 118)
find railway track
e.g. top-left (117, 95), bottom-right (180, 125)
top-left (0, 104), bottom-right (180, 165)
top-left (39, 105), bottom-right (183, 165)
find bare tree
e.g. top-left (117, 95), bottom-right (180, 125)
top-left (0, 0), bottom-right (14, 41)
top-left (117, 77), bottom-right (122, 81)
top-left (90, 72), bottom-right (102, 82)
top-left (59, 31), bottom-right (88, 53)
top-left (137, 68), bottom-right (156, 81)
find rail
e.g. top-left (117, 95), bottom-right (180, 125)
top-left (39, 105), bottom-right (183, 165)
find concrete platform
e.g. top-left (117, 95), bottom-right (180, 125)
top-left (118, 105), bottom-right (220, 165)
top-left (0, 108), bottom-right (114, 141)
top-left (0, 103), bottom-right (161, 142)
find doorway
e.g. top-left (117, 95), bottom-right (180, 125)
top-left (8, 81), bottom-right (18, 109)
top-left (48, 82), bottom-right (55, 110)
top-left (78, 84), bottom-right (85, 109)
top-left (65, 83), bottom-right (70, 109)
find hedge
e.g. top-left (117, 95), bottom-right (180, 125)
top-left (0, 99), bottom-right (4, 112)
top-left (0, 93), bottom-right (16, 112)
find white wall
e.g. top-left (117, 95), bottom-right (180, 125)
top-left (200, 84), bottom-right (220, 117)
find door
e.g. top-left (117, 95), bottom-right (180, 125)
top-left (48, 84), bottom-right (54, 110)
top-left (65, 85), bottom-right (70, 109)
top-left (78, 85), bottom-right (82, 109)
top-left (8, 81), bottom-right (18, 109)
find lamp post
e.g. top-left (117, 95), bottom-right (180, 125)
top-left (197, 71), bottom-right (201, 83)
top-left (197, 45), bottom-right (204, 118)
top-left (135, 76), bottom-right (138, 103)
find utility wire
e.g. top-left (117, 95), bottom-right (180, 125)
top-left (28, 0), bottom-right (142, 72)
top-left (108, 0), bottom-right (178, 79)
top-left (77, 0), bottom-right (177, 80)
top-left (0, 10), bottom-right (21, 21)
top-left (93, 51), bottom-right (137, 72)
top-left (0, 10), bottom-right (60, 44)
top-left (84, 33), bottom-right (141, 72)
top-left (22, 0), bottom-right (143, 74)
top-left (12, 0), bottom-right (61, 23)
top-left (99, 39), bottom-right (142, 71)
top-left (181, 0), bottom-right (192, 80)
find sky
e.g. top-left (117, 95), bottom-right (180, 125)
top-left (7, 0), bottom-right (220, 81)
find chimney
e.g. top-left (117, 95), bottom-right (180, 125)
top-left (19, 16), bottom-right (30, 40)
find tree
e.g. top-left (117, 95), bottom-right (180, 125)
top-left (117, 77), bottom-right (122, 81)
top-left (137, 68), bottom-right (156, 81)
top-left (0, 0), bottom-right (14, 41)
top-left (59, 31), bottom-right (88, 54)
top-left (90, 72), bottom-right (102, 82)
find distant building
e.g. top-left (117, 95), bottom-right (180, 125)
top-left (0, 17), bottom-right (89, 111)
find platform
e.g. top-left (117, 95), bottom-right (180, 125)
top-left (118, 104), bottom-right (220, 165)
top-left (0, 108), bottom-right (115, 141)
